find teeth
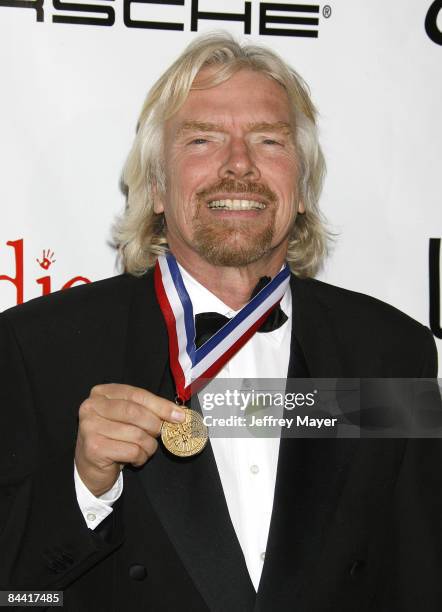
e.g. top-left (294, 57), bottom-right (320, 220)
top-left (207, 199), bottom-right (266, 210)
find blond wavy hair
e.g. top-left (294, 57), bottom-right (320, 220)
top-left (114, 32), bottom-right (329, 277)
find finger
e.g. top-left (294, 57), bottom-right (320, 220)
top-left (80, 396), bottom-right (164, 434)
top-left (86, 411), bottom-right (163, 447)
top-left (90, 434), bottom-right (156, 468)
top-left (90, 384), bottom-right (185, 423)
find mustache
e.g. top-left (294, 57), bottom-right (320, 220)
top-left (196, 179), bottom-right (277, 203)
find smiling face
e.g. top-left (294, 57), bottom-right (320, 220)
top-left (154, 68), bottom-right (304, 271)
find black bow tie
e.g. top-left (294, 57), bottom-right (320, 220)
top-left (194, 276), bottom-right (288, 349)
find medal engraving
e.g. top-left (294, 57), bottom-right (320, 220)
top-left (161, 408), bottom-right (208, 457)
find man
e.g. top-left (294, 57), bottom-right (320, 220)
top-left (0, 33), bottom-right (440, 612)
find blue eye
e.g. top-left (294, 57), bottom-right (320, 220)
top-left (190, 138), bottom-right (208, 145)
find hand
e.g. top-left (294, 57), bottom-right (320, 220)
top-left (75, 384), bottom-right (185, 497)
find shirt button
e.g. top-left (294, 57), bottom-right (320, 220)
top-left (129, 564), bottom-right (147, 581)
top-left (250, 464), bottom-right (259, 474)
top-left (260, 552), bottom-right (266, 561)
top-left (86, 513), bottom-right (96, 522)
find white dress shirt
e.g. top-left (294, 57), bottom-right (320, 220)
top-left (75, 265), bottom-right (292, 591)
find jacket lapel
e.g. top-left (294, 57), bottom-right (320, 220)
top-left (256, 276), bottom-right (358, 610)
top-left (288, 275), bottom-right (345, 379)
top-left (123, 271), bottom-right (256, 612)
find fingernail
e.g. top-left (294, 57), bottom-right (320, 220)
top-left (171, 409), bottom-right (186, 423)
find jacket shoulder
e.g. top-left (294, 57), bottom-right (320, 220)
top-left (2, 273), bottom-right (142, 327)
top-left (294, 276), bottom-right (437, 375)
top-left (0, 274), bottom-right (151, 416)
top-left (305, 276), bottom-right (427, 333)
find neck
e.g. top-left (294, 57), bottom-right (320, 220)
top-left (171, 249), bottom-right (287, 310)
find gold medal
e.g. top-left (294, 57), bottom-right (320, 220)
top-left (161, 408), bottom-right (208, 457)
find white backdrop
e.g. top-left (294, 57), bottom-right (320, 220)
top-left (1, 0), bottom-right (441, 372)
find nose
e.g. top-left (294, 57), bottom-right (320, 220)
top-left (218, 138), bottom-right (260, 181)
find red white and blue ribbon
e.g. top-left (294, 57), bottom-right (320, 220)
top-left (154, 253), bottom-right (290, 402)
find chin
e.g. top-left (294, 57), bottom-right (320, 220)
top-left (191, 218), bottom-right (274, 266)
top-left (198, 238), bottom-right (273, 267)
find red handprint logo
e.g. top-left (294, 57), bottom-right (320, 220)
top-left (36, 249), bottom-right (56, 270)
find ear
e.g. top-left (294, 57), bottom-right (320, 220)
top-left (297, 200), bottom-right (305, 214)
top-left (152, 183), bottom-right (165, 214)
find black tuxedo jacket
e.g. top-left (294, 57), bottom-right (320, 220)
top-left (0, 271), bottom-right (440, 612)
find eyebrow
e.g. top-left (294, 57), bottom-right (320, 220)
top-left (248, 121), bottom-right (292, 134)
top-left (176, 120), bottom-right (293, 137)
